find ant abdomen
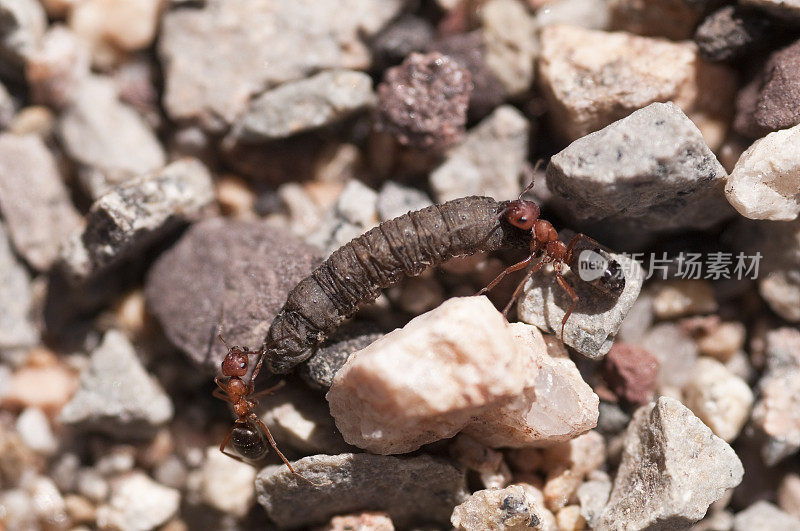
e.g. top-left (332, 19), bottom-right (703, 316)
top-left (231, 422), bottom-right (268, 460)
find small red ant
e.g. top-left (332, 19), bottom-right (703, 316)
top-left (213, 335), bottom-right (295, 472)
top-left (478, 166), bottom-right (603, 338)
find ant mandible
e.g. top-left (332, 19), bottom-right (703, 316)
top-left (213, 334), bottom-right (295, 472)
top-left (478, 166), bottom-right (604, 338)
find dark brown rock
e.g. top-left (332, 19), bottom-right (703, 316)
top-left (144, 218), bottom-right (322, 372)
top-left (374, 52), bottom-right (472, 151)
top-left (370, 14), bottom-right (435, 70)
top-left (602, 343), bottom-right (660, 405)
top-left (735, 38), bottom-right (800, 137)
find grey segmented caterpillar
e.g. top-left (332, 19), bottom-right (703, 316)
top-left (261, 195), bottom-right (625, 374)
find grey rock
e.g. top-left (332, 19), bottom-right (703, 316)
top-left (547, 102), bottom-right (734, 231)
top-left (159, 0), bottom-right (404, 131)
top-left (0, 133), bottom-right (82, 270)
top-left (639, 323), bottom-right (698, 388)
top-left (0, 222), bottom-right (38, 361)
top-left (694, 6), bottom-right (772, 63)
top-left (577, 471), bottom-right (612, 528)
top-left (60, 158), bottom-right (215, 281)
top-left (96, 472), bottom-right (180, 531)
top-left (430, 105), bottom-right (529, 202)
top-left (307, 179), bottom-right (378, 255)
top-left (752, 328), bottom-right (800, 465)
top-left (596, 401), bottom-right (631, 435)
top-left (256, 453), bottom-right (468, 528)
top-left (518, 251), bottom-right (644, 359)
top-left (300, 322), bottom-right (385, 389)
top-left (59, 330), bottom-right (174, 438)
top-left (733, 501), bottom-right (800, 531)
top-left (479, 0), bottom-right (538, 96)
top-left (376, 181), bottom-right (433, 222)
top-left (259, 382), bottom-right (353, 454)
top-left (229, 70), bottom-right (375, 143)
top-left (0, 0), bottom-right (46, 78)
top-left (370, 13), bottom-right (434, 69)
top-left (597, 397), bottom-right (744, 530)
top-left (145, 218), bottom-right (321, 371)
top-left (57, 75), bottom-right (166, 199)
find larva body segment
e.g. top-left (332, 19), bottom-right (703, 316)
top-left (263, 196), bottom-right (530, 373)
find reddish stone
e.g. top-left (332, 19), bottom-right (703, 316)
top-left (602, 343), bottom-right (660, 405)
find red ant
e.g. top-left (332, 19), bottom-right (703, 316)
top-left (213, 335), bottom-right (295, 472)
top-left (478, 168), bottom-right (606, 338)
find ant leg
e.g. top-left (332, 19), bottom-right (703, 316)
top-left (502, 257), bottom-right (548, 316)
top-left (251, 416), bottom-right (295, 474)
top-left (219, 425), bottom-right (249, 464)
top-left (564, 233), bottom-right (602, 264)
top-left (249, 380), bottom-right (285, 400)
top-left (212, 388), bottom-right (235, 403)
top-left (554, 262), bottom-right (579, 339)
top-left (477, 254), bottom-right (535, 296)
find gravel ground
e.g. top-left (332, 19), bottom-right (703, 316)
top-left (1, 1), bottom-right (800, 530)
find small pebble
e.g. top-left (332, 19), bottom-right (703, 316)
top-left (96, 471), bottom-right (180, 531)
top-left (0, 222), bottom-right (39, 360)
top-left (256, 453), bottom-right (467, 528)
top-left (327, 297), bottom-right (531, 454)
top-left (540, 431), bottom-right (606, 478)
top-left (16, 407), bottom-right (57, 454)
top-left (694, 6), bottom-right (772, 63)
top-left (159, 0), bottom-right (404, 130)
top-left (371, 13), bottom-right (434, 69)
top-left (145, 218), bottom-right (321, 370)
top-left (57, 75), bottom-right (166, 199)
top-left (0, 0), bottom-right (47, 75)
top-left (60, 158), bottom-right (215, 281)
top-left (597, 397), bottom-right (744, 529)
top-left (733, 500), bottom-right (800, 531)
top-left (69, 0), bottom-right (162, 66)
top-left (26, 24), bottom-right (90, 109)
top-left (543, 468), bottom-right (581, 512)
top-left (64, 494), bottom-right (96, 524)
top-left (376, 181), bottom-right (433, 221)
top-left (77, 468), bottom-right (109, 502)
top-left (576, 472), bottom-right (612, 528)
top-left (0, 132), bottom-right (82, 270)
top-left (59, 330), bottom-right (174, 438)
top-left (536, 0), bottom-right (611, 31)
top-left (683, 357), bottom-right (754, 442)
top-left (726, 123), bottom-right (800, 221)
top-left (229, 70), bottom-right (375, 143)
top-left (451, 485), bottom-right (551, 530)
top-left (752, 328), bottom-right (800, 464)
top-left (25, 475), bottom-right (68, 529)
top-left (735, 38), bottom-right (800, 137)
top-left (430, 105), bottom-right (529, 202)
top-left (555, 505), bottom-right (585, 531)
top-left (449, 433), bottom-right (504, 474)
top-left (639, 323), bottom-right (698, 388)
top-left (538, 25), bottom-right (735, 148)
top-left (601, 343), bottom-right (659, 405)
top-left (375, 52), bottom-right (472, 150)
top-left (652, 280), bottom-right (718, 319)
top-left (478, 0), bottom-right (538, 96)
top-left (695, 321), bottom-right (747, 362)
top-left (2, 363), bottom-right (77, 414)
top-left (463, 322), bottom-right (599, 448)
top-left (547, 102), bottom-right (733, 231)
top-left (518, 251), bottom-right (644, 359)
top-left (199, 447), bottom-right (255, 518)
top-left (320, 512), bottom-right (395, 531)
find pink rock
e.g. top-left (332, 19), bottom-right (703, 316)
top-left (327, 297), bottom-right (530, 454)
top-left (537, 24), bottom-right (735, 149)
top-left (601, 343), bottom-right (659, 405)
top-left (463, 323), bottom-right (599, 447)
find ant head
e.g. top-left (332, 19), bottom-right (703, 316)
top-left (221, 346), bottom-right (249, 378)
top-left (504, 200), bottom-right (540, 231)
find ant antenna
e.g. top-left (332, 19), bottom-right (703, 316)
top-left (518, 159), bottom-right (545, 199)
